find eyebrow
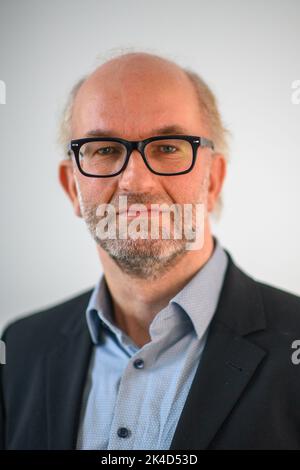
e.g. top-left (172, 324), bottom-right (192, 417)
top-left (84, 125), bottom-right (190, 139)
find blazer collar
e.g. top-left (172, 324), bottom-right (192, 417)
top-left (211, 248), bottom-right (266, 336)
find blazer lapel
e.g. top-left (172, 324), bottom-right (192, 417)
top-left (170, 252), bottom-right (267, 450)
top-left (46, 292), bottom-right (93, 450)
top-left (169, 323), bottom-right (266, 449)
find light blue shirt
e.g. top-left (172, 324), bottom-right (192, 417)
top-left (76, 236), bottom-right (228, 450)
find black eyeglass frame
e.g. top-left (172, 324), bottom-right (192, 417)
top-left (68, 134), bottom-right (215, 177)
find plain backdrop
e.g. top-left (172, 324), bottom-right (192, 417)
top-left (0, 0), bottom-right (299, 333)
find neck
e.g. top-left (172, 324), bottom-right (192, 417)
top-left (96, 224), bottom-right (215, 347)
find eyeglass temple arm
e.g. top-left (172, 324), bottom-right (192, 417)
top-left (66, 142), bottom-right (73, 158)
top-left (200, 137), bottom-right (214, 150)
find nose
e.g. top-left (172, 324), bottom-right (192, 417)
top-left (118, 149), bottom-right (157, 193)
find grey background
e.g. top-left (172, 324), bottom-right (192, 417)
top-left (0, 0), bottom-right (299, 333)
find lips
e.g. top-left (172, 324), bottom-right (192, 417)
top-left (117, 205), bottom-right (170, 216)
top-left (118, 208), bottom-right (165, 217)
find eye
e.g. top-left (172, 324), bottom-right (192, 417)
top-left (160, 145), bottom-right (177, 153)
top-left (96, 146), bottom-right (116, 155)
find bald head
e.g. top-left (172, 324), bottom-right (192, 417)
top-left (87, 52), bottom-right (188, 82)
top-left (75, 52), bottom-right (195, 104)
top-left (71, 52), bottom-right (209, 141)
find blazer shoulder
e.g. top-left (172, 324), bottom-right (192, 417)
top-left (2, 287), bottom-right (94, 348)
top-left (222, 251), bottom-right (300, 337)
top-left (256, 278), bottom-right (300, 332)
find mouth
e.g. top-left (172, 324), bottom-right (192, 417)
top-left (117, 206), bottom-right (171, 218)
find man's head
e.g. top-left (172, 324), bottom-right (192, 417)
top-left (58, 51), bottom-right (228, 279)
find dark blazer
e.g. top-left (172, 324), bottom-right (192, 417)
top-left (1, 250), bottom-right (300, 450)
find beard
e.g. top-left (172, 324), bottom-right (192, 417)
top-left (99, 233), bottom-right (187, 280)
top-left (76, 185), bottom-right (206, 280)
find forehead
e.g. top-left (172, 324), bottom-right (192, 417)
top-left (71, 62), bottom-right (207, 139)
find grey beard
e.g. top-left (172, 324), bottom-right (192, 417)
top-left (75, 176), bottom-right (207, 279)
top-left (83, 206), bottom-right (189, 280)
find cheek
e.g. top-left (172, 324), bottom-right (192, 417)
top-left (77, 175), bottom-right (117, 205)
top-left (163, 173), bottom-right (204, 204)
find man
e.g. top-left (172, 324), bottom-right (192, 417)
top-left (1, 52), bottom-right (300, 450)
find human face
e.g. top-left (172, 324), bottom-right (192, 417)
top-left (59, 56), bottom-right (225, 278)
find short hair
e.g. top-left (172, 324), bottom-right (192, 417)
top-left (57, 49), bottom-right (231, 220)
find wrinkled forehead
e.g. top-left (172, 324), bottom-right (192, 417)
top-left (71, 62), bottom-right (207, 139)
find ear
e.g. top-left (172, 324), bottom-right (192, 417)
top-left (207, 153), bottom-right (226, 213)
top-left (58, 160), bottom-right (82, 217)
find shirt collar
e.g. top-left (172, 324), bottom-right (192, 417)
top-left (169, 235), bottom-right (228, 339)
top-left (86, 235), bottom-right (228, 345)
top-left (85, 272), bottom-right (115, 345)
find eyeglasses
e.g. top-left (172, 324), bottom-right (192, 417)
top-left (68, 134), bottom-right (214, 177)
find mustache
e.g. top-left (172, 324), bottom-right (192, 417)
top-left (82, 193), bottom-right (200, 226)
top-left (109, 193), bottom-right (174, 209)
top-left (87, 193), bottom-right (179, 223)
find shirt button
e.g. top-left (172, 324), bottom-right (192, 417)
top-left (117, 427), bottom-right (131, 438)
top-left (133, 358), bottom-right (144, 369)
